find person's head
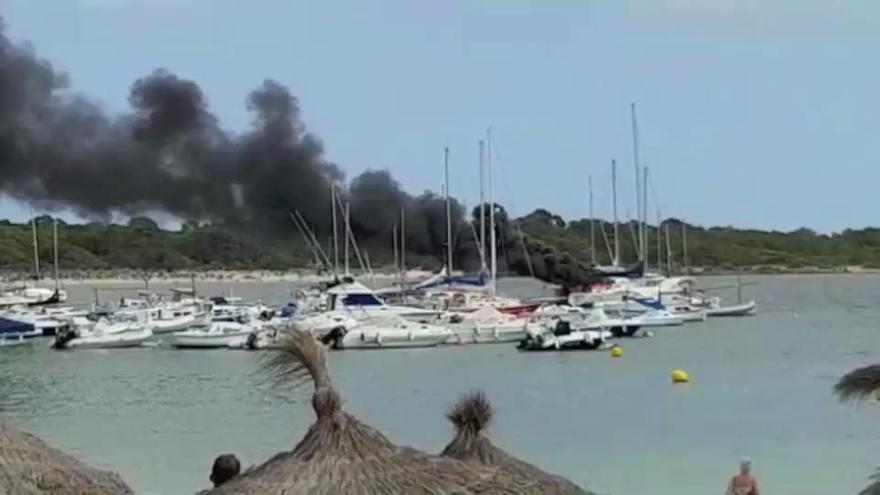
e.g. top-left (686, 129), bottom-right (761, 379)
top-left (210, 454), bottom-right (241, 487)
top-left (739, 457), bottom-right (752, 475)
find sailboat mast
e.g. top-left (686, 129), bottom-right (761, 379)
top-left (53, 218), bottom-right (59, 292)
top-left (488, 129), bottom-right (497, 295)
top-left (611, 159), bottom-right (620, 267)
top-left (631, 103), bottom-right (642, 261)
top-left (665, 223), bottom-right (673, 275)
top-left (682, 221), bottom-right (689, 274)
top-left (656, 209), bottom-right (662, 271)
top-left (392, 225), bottom-right (399, 283)
top-left (589, 175), bottom-right (596, 265)
top-left (478, 140), bottom-right (486, 269)
top-left (643, 166), bottom-right (649, 271)
top-left (344, 201), bottom-right (350, 276)
top-left (400, 207), bottom-right (406, 277)
top-left (331, 184), bottom-right (339, 274)
top-left (31, 212), bottom-right (40, 280)
top-left (444, 147), bottom-right (453, 276)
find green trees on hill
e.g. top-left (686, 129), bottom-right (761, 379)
top-left (1, 209), bottom-right (876, 278)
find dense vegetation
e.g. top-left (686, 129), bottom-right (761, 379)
top-left (1, 210), bottom-right (874, 283)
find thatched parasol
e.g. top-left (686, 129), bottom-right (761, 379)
top-left (835, 364), bottom-right (880, 402)
top-left (0, 421), bottom-right (132, 494)
top-left (207, 328), bottom-right (574, 494)
top-left (440, 391), bottom-right (590, 495)
top-left (859, 470), bottom-right (880, 495)
top-left (836, 364), bottom-right (880, 495)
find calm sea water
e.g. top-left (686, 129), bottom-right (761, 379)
top-left (1, 275), bottom-right (879, 495)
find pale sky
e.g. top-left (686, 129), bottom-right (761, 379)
top-left (3, 0), bottom-right (879, 232)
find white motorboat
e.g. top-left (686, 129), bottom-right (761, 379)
top-left (706, 300), bottom-right (757, 317)
top-left (53, 326), bottom-right (152, 350)
top-left (0, 316), bottom-right (42, 342)
top-left (227, 326), bottom-right (289, 350)
top-left (518, 320), bottom-right (611, 351)
top-left (667, 304), bottom-right (707, 323)
top-left (630, 309), bottom-right (684, 327)
top-left (137, 305), bottom-right (211, 334)
top-left (168, 322), bottom-right (256, 349)
top-left (0, 286), bottom-right (68, 308)
top-left (320, 316), bottom-right (452, 349)
top-left (444, 307), bottom-right (531, 344)
top-left (295, 311), bottom-right (359, 336)
top-left (325, 282), bottom-right (440, 320)
top-left (0, 334), bottom-right (32, 348)
top-left (69, 316), bottom-right (141, 336)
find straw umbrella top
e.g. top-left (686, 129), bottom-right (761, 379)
top-left (836, 364), bottom-right (880, 495)
top-left (0, 421), bottom-right (132, 495)
top-left (440, 391), bottom-right (590, 495)
top-left (207, 328), bottom-right (567, 495)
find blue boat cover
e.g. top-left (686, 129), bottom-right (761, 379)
top-left (0, 317), bottom-right (36, 335)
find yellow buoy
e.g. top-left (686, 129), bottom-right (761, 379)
top-left (610, 346), bottom-right (623, 358)
top-left (671, 369), bottom-right (690, 384)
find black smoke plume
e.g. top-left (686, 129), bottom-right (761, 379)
top-left (0, 19), bottom-right (477, 269)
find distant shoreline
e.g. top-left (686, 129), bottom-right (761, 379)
top-left (0, 265), bottom-right (878, 287)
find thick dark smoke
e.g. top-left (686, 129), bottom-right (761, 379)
top-left (0, 19), bottom-right (471, 267)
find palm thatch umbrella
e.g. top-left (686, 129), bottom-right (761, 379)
top-left (207, 329), bottom-right (576, 494)
top-left (836, 364), bottom-right (880, 495)
top-left (440, 391), bottom-right (590, 495)
top-left (0, 421), bottom-right (132, 494)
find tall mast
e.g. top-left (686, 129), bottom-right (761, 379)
top-left (331, 184), bottom-right (339, 274)
top-left (665, 222), bottom-right (673, 275)
top-left (344, 201), bottom-right (350, 276)
top-left (488, 129), bottom-right (497, 295)
top-left (643, 166), bottom-right (649, 270)
top-left (392, 225), bottom-right (399, 282)
top-left (53, 218), bottom-right (59, 292)
top-left (611, 159), bottom-right (620, 267)
top-left (478, 140), bottom-right (486, 270)
top-left (656, 209), bottom-right (662, 272)
top-left (682, 221), bottom-right (689, 275)
top-left (400, 207), bottom-right (406, 277)
top-left (589, 175), bottom-right (596, 265)
top-left (31, 211), bottom-right (40, 280)
top-left (631, 102), bottom-right (642, 261)
top-left (444, 147), bottom-right (453, 276)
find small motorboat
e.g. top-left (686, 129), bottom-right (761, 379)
top-left (168, 322), bottom-right (255, 349)
top-left (667, 304), bottom-right (707, 323)
top-left (53, 327), bottom-right (153, 350)
top-left (444, 307), bottom-right (531, 345)
top-left (142, 307), bottom-right (211, 334)
top-left (295, 311), bottom-right (359, 337)
top-left (0, 334), bottom-right (32, 348)
top-left (518, 320), bottom-right (611, 351)
top-left (321, 316), bottom-right (452, 349)
top-left (0, 317), bottom-right (42, 346)
top-left (227, 327), bottom-right (289, 350)
top-left (706, 300), bottom-right (757, 317)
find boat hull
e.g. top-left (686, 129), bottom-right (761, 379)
top-left (170, 332), bottom-right (252, 349)
top-left (448, 324), bottom-right (528, 345)
top-left (60, 330), bottom-right (152, 350)
top-left (706, 300), bottom-right (757, 317)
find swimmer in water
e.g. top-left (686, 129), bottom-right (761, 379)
top-left (726, 457), bottom-right (761, 495)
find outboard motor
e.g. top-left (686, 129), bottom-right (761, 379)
top-left (553, 320), bottom-right (572, 336)
top-left (245, 332), bottom-right (259, 350)
top-left (52, 329), bottom-right (76, 350)
top-left (320, 326), bottom-right (347, 349)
